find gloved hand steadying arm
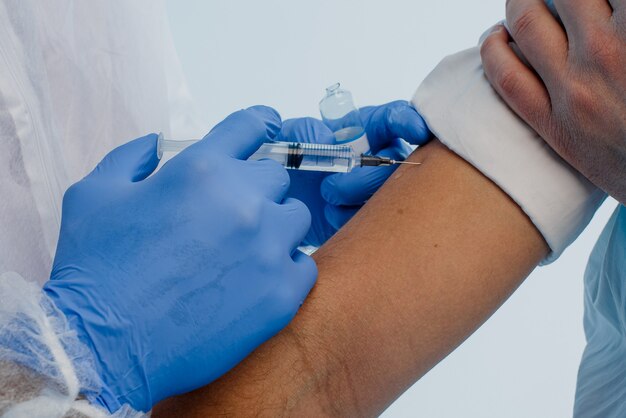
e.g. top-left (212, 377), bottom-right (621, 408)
top-left (278, 100), bottom-right (431, 246)
top-left (43, 106), bottom-right (317, 413)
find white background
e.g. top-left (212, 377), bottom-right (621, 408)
top-left (165, 1), bottom-right (618, 416)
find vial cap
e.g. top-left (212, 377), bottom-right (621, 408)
top-left (325, 83), bottom-right (341, 96)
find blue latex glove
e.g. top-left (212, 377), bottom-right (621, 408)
top-left (278, 100), bottom-right (431, 246)
top-left (43, 106), bottom-right (317, 413)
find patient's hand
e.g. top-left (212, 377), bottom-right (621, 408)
top-left (278, 101), bottom-right (431, 246)
top-left (480, 0), bottom-right (626, 204)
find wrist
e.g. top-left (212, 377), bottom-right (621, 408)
top-left (0, 273), bottom-right (138, 415)
top-left (43, 281), bottom-right (129, 413)
top-left (248, 297), bottom-right (360, 415)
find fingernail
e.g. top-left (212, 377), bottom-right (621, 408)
top-left (480, 24), bottom-right (506, 45)
top-left (489, 24), bottom-right (504, 35)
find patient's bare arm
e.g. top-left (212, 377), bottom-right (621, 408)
top-left (154, 140), bottom-right (548, 417)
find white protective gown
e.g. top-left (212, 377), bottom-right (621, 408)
top-left (0, 0), bottom-right (201, 286)
top-left (0, 1), bottom-right (202, 416)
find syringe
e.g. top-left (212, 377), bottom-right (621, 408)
top-left (157, 134), bottom-right (420, 173)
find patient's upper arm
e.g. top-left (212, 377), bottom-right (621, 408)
top-left (154, 140), bottom-right (548, 417)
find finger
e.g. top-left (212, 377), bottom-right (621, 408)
top-left (614, 2), bottom-right (626, 26)
top-left (614, 7), bottom-right (626, 39)
top-left (320, 141), bottom-right (409, 206)
top-left (506, 0), bottom-right (568, 81)
top-left (359, 101), bottom-right (431, 153)
top-left (193, 106), bottom-right (282, 160)
top-left (612, 0), bottom-right (626, 13)
top-left (245, 159), bottom-right (291, 203)
top-left (289, 250), bottom-right (318, 307)
top-left (553, 0), bottom-right (613, 32)
top-left (481, 25), bottom-right (553, 137)
top-left (88, 133), bottom-right (159, 182)
top-left (324, 204), bottom-right (359, 231)
top-left (276, 198), bottom-right (312, 252)
top-left (276, 117), bottom-right (335, 145)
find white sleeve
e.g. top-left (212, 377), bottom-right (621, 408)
top-left (412, 47), bottom-right (607, 264)
top-left (0, 272), bottom-right (143, 418)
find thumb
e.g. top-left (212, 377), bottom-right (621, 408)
top-left (321, 139), bottom-right (412, 206)
top-left (89, 134), bottom-right (160, 182)
top-left (361, 101), bottom-right (432, 153)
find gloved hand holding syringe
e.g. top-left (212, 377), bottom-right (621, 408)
top-left (159, 83), bottom-right (420, 173)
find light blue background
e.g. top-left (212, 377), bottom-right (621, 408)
top-left (165, 1), bottom-right (618, 416)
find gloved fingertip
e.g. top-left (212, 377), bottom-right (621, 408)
top-left (245, 105), bottom-right (282, 139)
top-left (91, 133), bottom-right (160, 183)
top-left (320, 175), bottom-right (341, 206)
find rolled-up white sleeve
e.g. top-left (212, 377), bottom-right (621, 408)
top-left (412, 46), bottom-right (607, 264)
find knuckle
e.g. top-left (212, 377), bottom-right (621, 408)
top-left (496, 67), bottom-right (525, 98)
top-left (580, 31), bottom-right (620, 72)
top-left (509, 8), bottom-right (542, 41)
top-left (230, 195), bottom-right (264, 233)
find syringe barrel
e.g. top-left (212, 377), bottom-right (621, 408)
top-left (251, 142), bottom-right (358, 173)
top-left (157, 134), bottom-right (359, 173)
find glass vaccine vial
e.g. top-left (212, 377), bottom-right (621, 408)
top-left (319, 83), bottom-right (370, 155)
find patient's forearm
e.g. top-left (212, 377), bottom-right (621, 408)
top-left (154, 140), bottom-right (548, 417)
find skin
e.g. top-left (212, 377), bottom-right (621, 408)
top-left (154, 140), bottom-right (548, 417)
top-left (480, 0), bottom-right (626, 204)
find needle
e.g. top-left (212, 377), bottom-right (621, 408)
top-left (360, 155), bottom-right (422, 168)
top-left (392, 160), bottom-right (422, 166)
